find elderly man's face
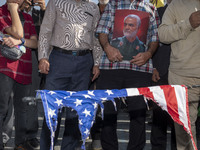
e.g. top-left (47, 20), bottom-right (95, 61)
top-left (123, 17), bottom-right (138, 39)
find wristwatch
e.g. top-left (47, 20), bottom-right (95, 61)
top-left (20, 38), bottom-right (25, 46)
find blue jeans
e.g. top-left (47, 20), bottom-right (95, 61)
top-left (40, 49), bottom-right (93, 150)
top-left (0, 73), bottom-right (31, 148)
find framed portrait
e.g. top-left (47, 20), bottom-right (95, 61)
top-left (111, 10), bottom-right (149, 61)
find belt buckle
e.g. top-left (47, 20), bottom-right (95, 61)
top-left (72, 51), bottom-right (77, 56)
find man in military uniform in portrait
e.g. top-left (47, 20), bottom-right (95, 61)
top-left (111, 14), bottom-right (145, 61)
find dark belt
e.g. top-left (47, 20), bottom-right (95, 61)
top-left (53, 46), bottom-right (91, 56)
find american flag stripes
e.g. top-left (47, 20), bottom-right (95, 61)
top-left (37, 85), bottom-right (197, 150)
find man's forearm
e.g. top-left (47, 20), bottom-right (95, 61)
top-left (5, 2), bottom-right (24, 38)
top-left (147, 41), bottom-right (159, 57)
top-left (99, 33), bottom-right (109, 50)
top-left (24, 37), bottom-right (38, 49)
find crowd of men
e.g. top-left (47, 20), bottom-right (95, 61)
top-left (0, 0), bottom-right (200, 150)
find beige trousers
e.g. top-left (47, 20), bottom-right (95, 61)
top-left (168, 71), bottom-right (200, 150)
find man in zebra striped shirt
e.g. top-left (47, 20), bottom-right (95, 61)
top-left (38, 0), bottom-right (103, 149)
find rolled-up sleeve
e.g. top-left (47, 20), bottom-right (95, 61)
top-left (38, 0), bottom-right (56, 60)
top-left (147, 8), bottom-right (160, 45)
top-left (96, 4), bottom-right (112, 35)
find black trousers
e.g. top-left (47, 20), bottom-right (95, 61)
top-left (151, 74), bottom-right (177, 150)
top-left (97, 69), bottom-right (152, 150)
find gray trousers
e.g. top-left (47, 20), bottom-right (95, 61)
top-left (25, 51), bottom-right (41, 140)
top-left (2, 94), bottom-right (14, 144)
top-left (168, 71), bottom-right (199, 150)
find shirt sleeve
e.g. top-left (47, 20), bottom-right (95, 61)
top-left (96, 3), bottom-right (112, 35)
top-left (0, 9), bottom-right (11, 33)
top-left (38, 0), bottom-right (56, 60)
top-left (92, 4), bottom-right (103, 66)
top-left (158, 2), bottom-right (193, 44)
top-left (147, 6), bottom-right (160, 45)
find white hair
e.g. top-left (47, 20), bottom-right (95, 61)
top-left (124, 14), bottom-right (141, 28)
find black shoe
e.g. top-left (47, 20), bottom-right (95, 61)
top-left (26, 138), bottom-right (39, 148)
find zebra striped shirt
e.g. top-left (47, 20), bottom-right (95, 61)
top-left (38, 0), bottom-right (103, 66)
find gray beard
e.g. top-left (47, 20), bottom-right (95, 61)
top-left (123, 30), bottom-right (137, 39)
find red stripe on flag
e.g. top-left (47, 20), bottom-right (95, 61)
top-left (160, 85), bottom-right (180, 123)
top-left (138, 87), bottom-right (154, 99)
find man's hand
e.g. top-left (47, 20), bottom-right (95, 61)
top-left (92, 65), bottom-right (100, 82)
top-left (104, 44), bottom-right (123, 62)
top-left (33, 0), bottom-right (46, 10)
top-left (189, 10), bottom-right (200, 29)
top-left (7, 2), bottom-right (19, 11)
top-left (152, 68), bottom-right (160, 82)
top-left (20, 0), bottom-right (32, 12)
top-left (130, 51), bottom-right (152, 66)
top-left (2, 37), bottom-right (21, 47)
top-left (38, 58), bottom-right (50, 74)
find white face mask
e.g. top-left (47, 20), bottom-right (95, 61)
top-left (99, 0), bottom-right (109, 5)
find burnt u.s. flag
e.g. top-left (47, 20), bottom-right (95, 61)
top-left (37, 85), bottom-right (197, 150)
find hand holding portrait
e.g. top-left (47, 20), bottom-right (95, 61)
top-left (130, 51), bottom-right (151, 66)
top-left (104, 44), bottom-right (123, 62)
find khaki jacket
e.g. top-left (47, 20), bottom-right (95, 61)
top-left (158, 0), bottom-right (200, 78)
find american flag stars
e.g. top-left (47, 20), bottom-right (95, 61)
top-left (82, 108), bottom-right (91, 117)
top-left (88, 90), bottom-right (95, 96)
top-left (84, 128), bottom-right (90, 135)
top-left (54, 98), bottom-right (63, 106)
top-left (92, 102), bottom-right (98, 109)
top-left (48, 108), bottom-right (56, 118)
top-left (48, 91), bottom-right (56, 95)
top-left (38, 85), bottom-right (194, 150)
top-left (105, 89), bottom-right (114, 95)
top-left (74, 99), bottom-right (83, 107)
top-left (79, 119), bottom-right (83, 125)
top-left (83, 94), bottom-right (91, 99)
